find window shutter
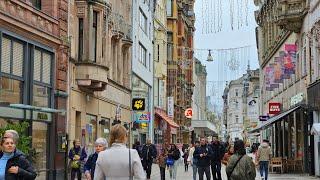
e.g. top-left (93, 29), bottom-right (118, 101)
top-left (12, 41), bottom-right (23, 77)
top-left (42, 52), bottom-right (51, 84)
top-left (1, 37), bottom-right (11, 74)
top-left (34, 49), bottom-right (41, 81)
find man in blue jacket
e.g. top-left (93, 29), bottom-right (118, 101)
top-left (194, 137), bottom-right (213, 180)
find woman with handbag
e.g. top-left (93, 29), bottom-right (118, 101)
top-left (167, 144), bottom-right (180, 180)
top-left (94, 124), bottom-right (145, 180)
top-left (68, 139), bottom-right (87, 180)
top-left (156, 149), bottom-right (167, 180)
top-left (226, 140), bottom-right (256, 180)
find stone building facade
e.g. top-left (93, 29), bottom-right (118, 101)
top-left (0, 0), bottom-right (68, 179)
top-left (68, 0), bottom-right (132, 155)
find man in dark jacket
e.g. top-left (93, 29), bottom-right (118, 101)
top-left (210, 136), bottom-right (225, 180)
top-left (194, 137), bottom-right (213, 180)
top-left (141, 139), bottom-right (157, 180)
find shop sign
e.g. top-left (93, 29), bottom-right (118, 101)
top-left (134, 112), bottom-right (150, 123)
top-left (269, 102), bottom-right (281, 115)
top-left (167, 97), bottom-right (174, 118)
top-left (154, 129), bottom-right (163, 135)
top-left (290, 93), bottom-right (304, 106)
top-left (259, 115), bottom-right (269, 121)
top-left (132, 98), bottom-right (145, 111)
top-left (37, 112), bottom-right (48, 120)
top-left (184, 108), bottom-right (193, 118)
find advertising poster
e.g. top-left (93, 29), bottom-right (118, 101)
top-left (167, 97), bottom-right (174, 118)
top-left (269, 63), bottom-right (279, 89)
top-left (284, 44), bottom-right (297, 75)
top-left (265, 66), bottom-right (272, 91)
top-left (274, 57), bottom-right (284, 83)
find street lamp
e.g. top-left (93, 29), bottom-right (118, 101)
top-left (207, 49), bottom-right (213, 62)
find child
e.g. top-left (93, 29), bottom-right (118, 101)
top-left (182, 149), bottom-right (189, 172)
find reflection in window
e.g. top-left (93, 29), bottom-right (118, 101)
top-left (32, 121), bottom-right (47, 180)
top-left (85, 114), bottom-right (97, 155)
top-left (33, 85), bottom-right (49, 107)
top-left (0, 77), bottom-right (23, 104)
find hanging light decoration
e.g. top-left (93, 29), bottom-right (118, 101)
top-left (207, 50), bottom-right (213, 62)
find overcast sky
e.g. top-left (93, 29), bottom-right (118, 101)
top-left (193, 0), bottom-right (259, 112)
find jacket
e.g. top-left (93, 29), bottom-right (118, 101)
top-left (94, 143), bottom-right (146, 180)
top-left (0, 149), bottom-right (37, 180)
top-left (193, 145), bottom-right (213, 167)
top-left (257, 142), bottom-right (271, 162)
top-left (141, 144), bottom-right (157, 162)
top-left (210, 141), bottom-right (225, 162)
top-left (68, 147), bottom-right (87, 161)
top-left (167, 148), bottom-right (180, 161)
top-left (226, 154), bottom-right (256, 180)
top-left (187, 147), bottom-right (197, 165)
top-left (84, 152), bottom-right (98, 179)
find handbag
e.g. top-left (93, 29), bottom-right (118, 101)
top-left (166, 157), bottom-right (174, 166)
top-left (227, 155), bottom-right (244, 180)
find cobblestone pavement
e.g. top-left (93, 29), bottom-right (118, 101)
top-left (150, 161), bottom-right (319, 180)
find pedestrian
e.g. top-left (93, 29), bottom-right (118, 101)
top-left (210, 136), bottom-right (224, 180)
top-left (182, 149), bottom-right (189, 172)
top-left (222, 145), bottom-right (234, 166)
top-left (194, 137), bottom-right (212, 180)
top-left (167, 144), bottom-right (180, 180)
top-left (0, 136), bottom-right (37, 180)
top-left (68, 139), bottom-right (87, 180)
top-left (226, 140), bottom-right (256, 180)
top-left (156, 148), bottom-right (167, 180)
top-left (141, 139), bottom-right (157, 180)
top-left (133, 141), bottom-right (143, 158)
top-left (256, 139), bottom-right (271, 180)
top-left (84, 138), bottom-right (108, 180)
top-left (94, 124), bottom-right (145, 179)
top-left (3, 130), bottom-right (25, 155)
top-left (187, 141), bottom-right (200, 180)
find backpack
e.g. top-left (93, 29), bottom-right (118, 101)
top-left (70, 148), bottom-right (81, 169)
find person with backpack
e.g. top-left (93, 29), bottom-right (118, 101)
top-left (194, 137), bottom-right (213, 180)
top-left (68, 139), bottom-right (87, 180)
top-left (141, 139), bottom-right (157, 180)
top-left (167, 144), bottom-right (180, 180)
top-left (226, 140), bottom-right (256, 180)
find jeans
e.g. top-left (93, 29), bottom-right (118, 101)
top-left (143, 161), bottom-right (153, 179)
top-left (169, 161), bottom-right (178, 179)
top-left (192, 164), bottom-right (198, 180)
top-left (211, 161), bottom-right (222, 180)
top-left (160, 167), bottom-right (165, 180)
top-left (198, 166), bottom-right (211, 180)
top-left (71, 168), bottom-right (81, 180)
top-left (260, 161), bottom-right (269, 180)
top-left (185, 163), bottom-right (189, 171)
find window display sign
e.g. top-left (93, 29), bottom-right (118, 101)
top-left (134, 112), bottom-right (150, 123)
top-left (269, 102), bottom-right (281, 115)
top-left (167, 97), bottom-right (174, 118)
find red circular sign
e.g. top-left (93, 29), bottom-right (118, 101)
top-left (185, 108), bottom-right (193, 118)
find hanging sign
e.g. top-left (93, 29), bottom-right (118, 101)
top-left (269, 102), bottom-right (281, 115)
top-left (134, 112), bottom-right (151, 123)
top-left (185, 108), bottom-right (193, 118)
top-left (167, 97), bottom-right (174, 118)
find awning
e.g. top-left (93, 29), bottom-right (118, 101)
top-left (311, 123), bottom-right (320, 136)
top-left (155, 110), bottom-right (179, 128)
top-left (249, 106), bottom-right (301, 133)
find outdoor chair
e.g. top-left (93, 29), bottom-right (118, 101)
top-left (270, 157), bottom-right (283, 173)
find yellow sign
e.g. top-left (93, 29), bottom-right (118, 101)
top-left (132, 98), bottom-right (145, 111)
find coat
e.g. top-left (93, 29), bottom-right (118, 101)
top-left (141, 144), bottom-right (157, 163)
top-left (84, 152), bottom-right (98, 179)
top-left (0, 149), bottom-right (37, 180)
top-left (94, 143), bottom-right (146, 180)
top-left (226, 154), bottom-right (256, 180)
top-left (193, 145), bottom-right (213, 167)
top-left (210, 141), bottom-right (225, 162)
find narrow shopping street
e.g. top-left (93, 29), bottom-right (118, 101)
top-left (150, 163), bottom-right (318, 180)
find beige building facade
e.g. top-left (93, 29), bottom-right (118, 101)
top-left (68, 0), bottom-right (132, 153)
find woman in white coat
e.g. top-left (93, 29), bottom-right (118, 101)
top-left (94, 124), bottom-right (146, 180)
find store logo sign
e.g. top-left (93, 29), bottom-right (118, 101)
top-left (134, 112), bottom-right (150, 123)
top-left (132, 98), bottom-right (145, 111)
top-left (269, 102), bottom-right (281, 115)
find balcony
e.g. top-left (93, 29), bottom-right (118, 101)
top-left (75, 61), bottom-right (109, 92)
top-left (109, 12), bottom-right (132, 43)
top-left (276, 0), bottom-right (308, 33)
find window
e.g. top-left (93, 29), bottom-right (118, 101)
top-left (92, 11), bottom-right (98, 62)
top-left (157, 44), bottom-right (160, 62)
top-left (149, 53), bottom-right (151, 71)
top-left (86, 114), bottom-right (97, 155)
top-left (235, 115), bottom-right (239, 123)
top-left (78, 18), bottom-right (84, 61)
top-left (139, 9), bottom-right (147, 33)
top-left (167, 32), bottom-right (173, 61)
top-left (30, 0), bottom-right (41, 10)
top-left (235, 89), bottom-right (239, 96)
top-left (167, 0), bottom-right (173, 17)
top-left (139, 43), bottom-right (147, 66)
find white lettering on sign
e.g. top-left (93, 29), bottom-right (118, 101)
top-left (270, 105), bottom-right (280, 112)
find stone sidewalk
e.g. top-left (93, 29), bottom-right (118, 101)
top-left (150, 161), bottom-right (319, 180)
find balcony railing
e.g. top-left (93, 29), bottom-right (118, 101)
top-left (109, 12), bottom-right (132, 41)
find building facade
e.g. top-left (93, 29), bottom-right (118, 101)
top-left (253, 0), bottom-right (316, 174)
top-left (0, 0), bottom-right (68, 179)
top-left (167, 0), bottom-right (195, 144)
top-left (132, 0), bottom-right (154, 144)
top-left (68, 0), bottom-right (132, 155)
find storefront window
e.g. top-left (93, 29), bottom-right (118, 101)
top-left (100, 117), bottom-right (110, 140)
top-left (32, 121), bottom-right (47, 180)
top-left (85, 114), bottom-right (97, 155)
top-left (0, 77), bottom-right (23, 104)
top-left (33, 85), bottom-right (49, 107)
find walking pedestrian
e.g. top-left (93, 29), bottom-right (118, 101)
top-left (94, 124), bottom-right (145, 179)
top-left (256, 139), bottom-right (271, 180)
top-left (68, 139), bottom-right (87, 180)
top-left (226, 140), bottom-right (256, 180)
top-left (210, 136), bottom-right (224, 180)
top-left (194, 137), bottom-right (212, 180)
top-left (187, 141), bottom-right (200, 180)
top-left (133, 141), bottom-right (143, 158)
top-left (141, 139), bottom-right (157, 180)
top-left (84, 138), bottom-right (107, 180)
top-left (0, 136), bottom-right (37, 180)
top-left (156, 148), bottom-right (167, 180)
top-left (182, 149), bottom-right (189, 172)
top-left (222, 145), bottom-right (234, 165)
top-left (167, 144), bottom-right (180, 180)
